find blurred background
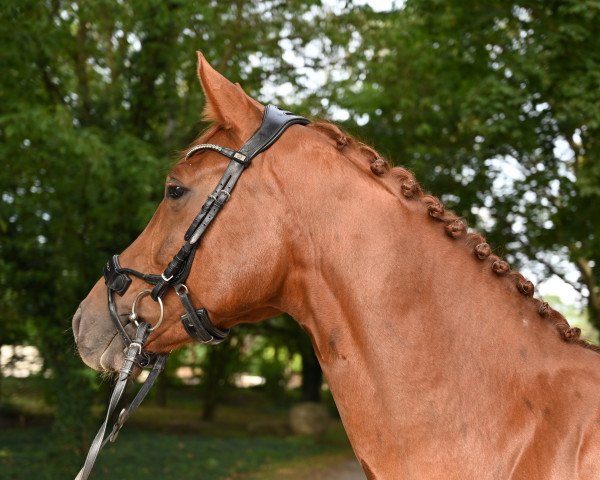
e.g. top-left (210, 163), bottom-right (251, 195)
top-left (1, 0), bottom-right (599, 478)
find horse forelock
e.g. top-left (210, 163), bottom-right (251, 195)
top-left (308, 120), bottom-right (600, 355)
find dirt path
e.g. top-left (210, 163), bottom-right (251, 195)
top-left (318, 459), bottom-right (365, 480)
top-left (244, 455), bottom-right (365, 480)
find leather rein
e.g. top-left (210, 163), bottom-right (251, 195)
top-left (75, 105), bottom-right (309, 479)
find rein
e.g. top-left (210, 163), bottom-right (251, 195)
top-left (76, 105), bottom-right (309, 479)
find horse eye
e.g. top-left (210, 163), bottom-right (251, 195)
top-left (166, 185), bottom-right (187, 199)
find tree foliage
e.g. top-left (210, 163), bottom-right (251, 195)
top-left (0, 0), bottom-right (323, 465)
top-left (1, 1), bottom-right (599, 469)
top-left (317, 0), bottom-right (600, 329)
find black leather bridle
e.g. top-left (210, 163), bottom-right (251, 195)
top-left (76, 105), bottom-right (309, 479)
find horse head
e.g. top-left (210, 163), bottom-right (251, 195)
top-left (72, 53), bottom-right (312, 371)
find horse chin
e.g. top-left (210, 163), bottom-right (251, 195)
top-left (76, 327), bottom-right (126, 373)
top-left (98, 335), bottom-right (126, 372)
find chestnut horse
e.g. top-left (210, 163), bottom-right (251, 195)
top-left (73, 53), bottom-right (600, 479)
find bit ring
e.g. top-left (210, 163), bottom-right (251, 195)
top-left (129, 289), bottom-right (164, 332)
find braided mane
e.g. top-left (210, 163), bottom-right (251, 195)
top-left (308, 121), bottom-right (600, 354)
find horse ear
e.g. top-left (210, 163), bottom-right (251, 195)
top-left (196, 52), bottom-right (263, 141)
top-left (235, 82), bottom-right (264, 110)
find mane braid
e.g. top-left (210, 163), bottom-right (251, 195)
top-left (308, 121), bottom-right (600, 355)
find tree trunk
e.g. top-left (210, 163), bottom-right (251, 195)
top-left (200, 342), bottom-right (238, 421)
top-left (0, 343), bottom-right (3, 406)
top-left (156, 370), bottom-right (167, 407)
top-left (300, 346), bottom-right (323, 402)
top-left (576, 257), bottom-right (600, 331)
top-left (200, 349), bottom-right (223, 421)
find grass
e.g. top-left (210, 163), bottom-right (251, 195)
top-left (241, 448), bottom-right (356, 480)
top-left (0, 426), bottom-right (349, 480)
top-left (0, 425), bottom-right (353, 479)
top-left (0, 378), bottom-right (355, 480)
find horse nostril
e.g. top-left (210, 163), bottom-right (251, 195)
top-left (72, 304), bottom-right (83, 341)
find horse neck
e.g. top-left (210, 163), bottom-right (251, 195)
top-left (278, 154), bottom-right (560, 363)
top-left (275, 153), bottom-right (600, 472)
top-left (280, 174), bottom-right (562, 373)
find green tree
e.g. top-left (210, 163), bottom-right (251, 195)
top-left (4, 4), bottom-right (598, 473)
top-left (246, 315), bottom-right (323, 402)
top-left (318, 0), bottom-right (600, 332)
top-left (0, 0), bottom-right (324, 469)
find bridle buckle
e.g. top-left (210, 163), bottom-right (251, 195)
top-left (209, 189), bottom-right (231, 205)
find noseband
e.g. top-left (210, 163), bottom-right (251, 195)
top-left (76, 105), bottom-right (309, 479)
